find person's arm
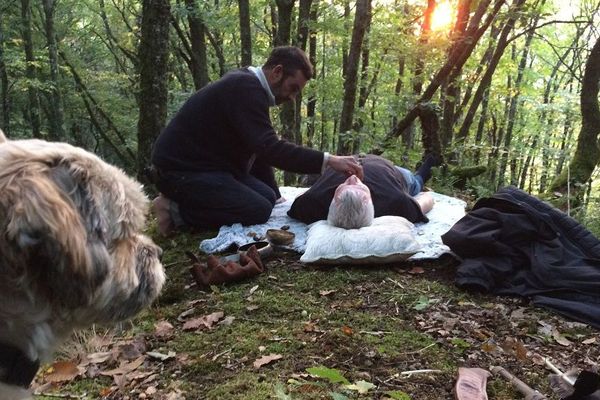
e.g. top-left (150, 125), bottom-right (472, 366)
top-left (414, 192), bottom-right (434, 214)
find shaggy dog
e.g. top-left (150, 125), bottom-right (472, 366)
top-left (0, 130), bottom-right (165, 399)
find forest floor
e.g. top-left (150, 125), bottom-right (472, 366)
top-left (33, 223), bottom-right (599, 400)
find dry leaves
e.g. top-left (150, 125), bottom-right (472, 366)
top-left (253, 353), bottom-right (283, 369)
top-left (182, 311), bottom-right (225, 331)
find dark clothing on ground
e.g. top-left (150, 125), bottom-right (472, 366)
top-left (151, 68), bottom-right (323, 228)
top-left (288, 155), bottom-right (429, 225)
top-left (442, 186), bottom-right (600, 328)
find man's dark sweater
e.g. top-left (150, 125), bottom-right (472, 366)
top-left (152, 68), bottom-right (323, 177)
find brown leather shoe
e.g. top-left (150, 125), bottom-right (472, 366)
top-left (152, 194), bottom-right (175, 237)
top-left (190, 245), bottom-right (264, 287)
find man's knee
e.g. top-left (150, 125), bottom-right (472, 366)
top-left (240, 201), bottom-right (273, 225)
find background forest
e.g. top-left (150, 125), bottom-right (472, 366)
top-left (1, 0), bottom-right (599, 229)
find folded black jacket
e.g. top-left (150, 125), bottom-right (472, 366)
top-left (442, 186), bottom-right (600, 328)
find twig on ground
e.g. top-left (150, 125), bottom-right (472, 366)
top-left (399, 342), bottom-right (437, 355)
top-left (400, 369), bottom-right (443, 377)
top-left (32, 392), bottom-right (87, 399)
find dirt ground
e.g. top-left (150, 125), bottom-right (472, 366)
top-left (33, 231), bottom-right (599, 400)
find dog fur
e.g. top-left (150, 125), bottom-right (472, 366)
top-left (0, 130), bottom-right (165, 399)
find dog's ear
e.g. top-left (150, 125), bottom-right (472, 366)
top-left (3, 163), bottom-right (110, 306)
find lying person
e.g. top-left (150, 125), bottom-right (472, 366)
top-left (288, 154), bottom-right (437, 226)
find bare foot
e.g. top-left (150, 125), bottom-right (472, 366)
top-left (152, 194), bottom-right (176, 237)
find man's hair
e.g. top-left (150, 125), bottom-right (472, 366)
top-left (264, 46), bottom-right (314, 80)
top-left (327, 189), bottom-right (374, 229)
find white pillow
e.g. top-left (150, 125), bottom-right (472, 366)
top-left (300, 215), bottom-right (422, 264)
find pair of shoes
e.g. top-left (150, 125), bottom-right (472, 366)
top-left (152, 194), bottom-right (176, 237)
top-left (189, 245), bottom-right (265, 288)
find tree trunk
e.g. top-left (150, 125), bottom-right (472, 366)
top-left (185, 0), bottom-right (209, 90)
top-left (497, 25), bottom-right (535, 187)
top-left (292, 0), bottom-right (314, 145)
top-left (0, 14), bottom-right (9, 134)
top-left (439, 0), bottom-right (471, 148)
top-left (137, 0), bottom-right (170, 180)
top-left (547, 37), bottom-right (600, 207)
top-left (305, 0), bottom-right (318, 148)
top-left (274, 0), bottom-right (296, 184)
top-left (42, 0), bottom-right (65, 140)
top-left (413, 0), bottom-right (434, 96)
top-left (238, 0), bottom-right (252, 66)
top-left (337, 0), bottom-right (371, 155)
top-left (20, 0), bottom-right (41, 138)
top-left (274, 0), bottom-right (294, 47)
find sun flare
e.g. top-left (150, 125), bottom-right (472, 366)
top-left (430, 1), bottom-right (455, 31)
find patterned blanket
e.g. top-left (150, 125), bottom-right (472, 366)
top-left (199, 186), bottom-right (466, 260)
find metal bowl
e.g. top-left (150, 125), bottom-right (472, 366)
top-left (238, 241), bottom-right (273, 259)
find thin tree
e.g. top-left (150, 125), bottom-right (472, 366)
top-left (238, 0), bottom-right (252, 66)
top-left (20, 0), bottom-right (41, 138)
top-left (185, 0), bottom-right (209, 89)
top-left (337, 0), bottom-right (371, 155)
top-left (41, 0), bottom-right (65, 140)
top-left (0, 10), bottom-right (9, 134)
top-left (137, 0), bottom-right (170, 179)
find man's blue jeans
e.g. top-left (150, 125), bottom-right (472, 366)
top-left (395, 166), bottom-right (424, 196)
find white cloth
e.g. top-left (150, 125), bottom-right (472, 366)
top-left (301, 216), bottom-right (421, 264)
top-left (199, 186), bottom-right (466, 260)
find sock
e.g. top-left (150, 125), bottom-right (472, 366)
top-left (415, 153), bottom-right (439, 184)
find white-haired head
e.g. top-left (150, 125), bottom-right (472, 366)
top-left (327, 175), bottom-right (374, 229)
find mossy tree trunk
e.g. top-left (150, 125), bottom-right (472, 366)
top-left (547, 37), bottom-right (600, 208)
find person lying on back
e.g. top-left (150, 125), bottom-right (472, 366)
top-left (288, 154), bottom-right (438, 226)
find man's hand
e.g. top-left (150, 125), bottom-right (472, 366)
top-left (327, 155), bottom-right (364, 180)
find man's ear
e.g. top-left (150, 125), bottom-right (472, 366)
top-left (267, 64), bottom-right (284, 84)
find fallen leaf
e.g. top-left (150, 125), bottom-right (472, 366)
top-left (44, 361), bottom-right (83, 383)
top-left (177, 308), bottom-right (196, 322)
top-left (552, 330), bottom-right (572, 347)
top-left (218, 316), bottom-right (235, 326)
top-left (320, 289), bottom-right (337, 296)
top-left (249, 285), bottom-right (259, 295)
top-left (515, 340), bottom-right (528, 360)
top-left (408, 267), bottom-right (425, 274)
top-left (118, 339), bottom-right (146, 360)
top-left (154, 320), bottom-right (175, 338)
top-left (345, 380), bottom-right (376, 394)
top-left (81, 351), bottom-right (112, 366)
top-left (100, 356), bottom-right (145, 377)
top-left (582, 337), bottom-right (597, 345)
top-left (147, 351), bottom-right (176, 361)
top-left (145, 386), bottom-right (158, 395)
top-left (182, 311), bottom-right (225, 331)
top-left (306, 366), bottom-right (350, 385)
top-left (341, 326), bottom-right (353, 336)
top-left (253, 353), bottom-right (283, 369)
